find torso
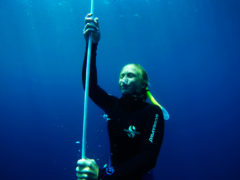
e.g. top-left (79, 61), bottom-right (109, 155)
top-left (106, 97), bottom-right (153, 165)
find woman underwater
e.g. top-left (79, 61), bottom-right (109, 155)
top-left (76, 13), bottom-right (165, 180)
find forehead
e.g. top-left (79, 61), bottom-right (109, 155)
top-left (120, 65), bottom-right (141, 74)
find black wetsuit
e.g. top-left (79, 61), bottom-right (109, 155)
top-left (82, 43), bottom-right (164, 180)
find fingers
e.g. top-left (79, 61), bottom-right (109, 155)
top-left (85, 13), bottom-right (99, 26)
top-left (83, 13), bottom-right (100, 43)
top-left (77, 159), bottom-right (96, 169)
top-left (76, 165), bottom-right (90, 180)
top-left (76, 159), bottom-right (97, 176)
top-left (83, 23), bottom-right (100, 43)
top-left (77, 159), bottom-right (92, 167)
top-left (83, 23), bottom-right (99, 33)
top-left (76, 170), bottom-right (88, 180)
top-left (94, 17), bottom-right (99, 24)
top-left (76, 159), bottom-right (99, 180)
top-left (83, 15), bottom-right (100, 36)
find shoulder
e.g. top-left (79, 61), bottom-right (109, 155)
top-left (145, 103), bottom-right (163, 115)
top-left (103, 94), bottom-right (119, 113)
top-left (143, 103), bottom-right (164, 124)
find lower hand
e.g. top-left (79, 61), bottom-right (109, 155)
top-left (76, 158), bottom-right (99, 180)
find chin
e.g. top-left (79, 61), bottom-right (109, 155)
top-left (121, 91), bottom-right (128, 95)
top-left (121, 90), bottom-right (129, 95)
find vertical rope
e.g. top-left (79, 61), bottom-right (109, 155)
top-left (81, 0), bottom-right (94, 159)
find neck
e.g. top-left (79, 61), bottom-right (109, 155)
top-left (122, 91), bottom-right (146, 103)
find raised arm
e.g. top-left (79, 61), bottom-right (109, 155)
top-left (82, 13), bottom-right (117, 113)
top-left (77, 14), bottom-right (118, 180)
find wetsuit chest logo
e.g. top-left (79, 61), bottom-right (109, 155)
top-left (124, 125), bottom-right (140, 138)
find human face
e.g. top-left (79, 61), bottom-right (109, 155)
top-left (119, 65), bottom-right (144, 95)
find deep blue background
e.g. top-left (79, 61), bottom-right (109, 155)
top-left (0, 0), bottom-right (240, 179)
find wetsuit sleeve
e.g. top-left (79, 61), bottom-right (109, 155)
top-left (82, 43), bottom-right (117, 113)
top-left (99, 105), bottom-right (164, 179)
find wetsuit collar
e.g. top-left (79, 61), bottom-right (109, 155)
top-left (120, 93), bottom-right (146, 110)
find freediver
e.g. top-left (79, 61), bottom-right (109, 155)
top-left (76, 13), bottom-right (164, 180)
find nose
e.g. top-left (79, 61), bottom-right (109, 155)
top-left (120, 77), bottom-right (128, 85)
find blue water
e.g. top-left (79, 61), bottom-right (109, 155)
top-left (0, 0), bottom-right (240, 179)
